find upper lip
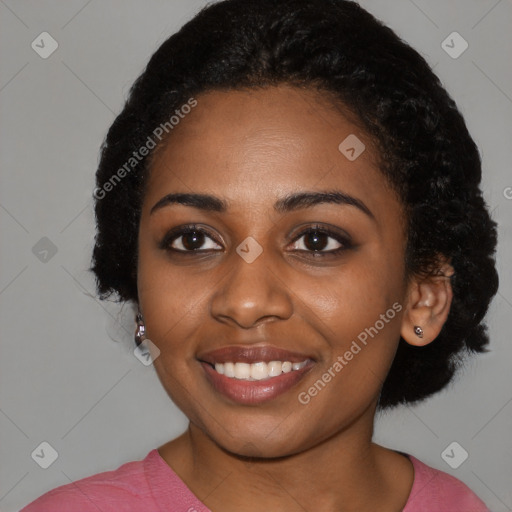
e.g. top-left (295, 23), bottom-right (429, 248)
top-left (197, 345), bottom-right (315, 365)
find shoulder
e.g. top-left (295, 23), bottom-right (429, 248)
top-left (19, 450), bottom-right (159, 512)
top-left (403, 454), bottom-right (490, 512)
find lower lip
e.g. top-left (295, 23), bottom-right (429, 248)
top-left (200, 362), bottom-right (314, 405)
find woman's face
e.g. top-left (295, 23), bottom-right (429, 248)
top-left (137, 84), bottom-right (409, 457)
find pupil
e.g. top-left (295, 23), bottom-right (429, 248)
top-left (183, 231), bottom-right (204, 250)
top-left (305, 231), bottom-right (327, 251)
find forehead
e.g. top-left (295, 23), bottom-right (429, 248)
top-left (144, 84), bottom-right (396, 215)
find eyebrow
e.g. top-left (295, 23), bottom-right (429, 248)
top-left (150, 190), bottom-right (375, 220)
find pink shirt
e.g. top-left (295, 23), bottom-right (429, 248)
top-left (20, 449), bottom-right (490, 511)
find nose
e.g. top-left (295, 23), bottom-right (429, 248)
top-left (210, 246), bottom-right (293, 329)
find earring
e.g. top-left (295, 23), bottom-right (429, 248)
top-left (135, 311), bottom-right (146, 347)
top-left (413, 325), bottom-right (424, 338)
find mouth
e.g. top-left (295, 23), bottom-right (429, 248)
top-left (197, 345), bottom-right (315, 404)
top-left (210, 359), bottom-right (310, 380)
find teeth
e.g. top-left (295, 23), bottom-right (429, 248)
top-left (224, 362), bottom-right (235, 378)
top-left (250, 362), bottom-right (268, 380)
top-left (211, 360), bottom-right (308, 380)
top-left (234, 362), bottom-right (251, 379)
top-left (267, 361), bottom-right (282, 377)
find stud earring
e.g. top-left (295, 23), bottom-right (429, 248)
top-left (135, 311), bottom-right (146, 347)
top-left (413, 325), bottom-right (424, 338)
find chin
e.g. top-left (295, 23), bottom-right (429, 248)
top-left (200, 417), bottom-right (314, 460)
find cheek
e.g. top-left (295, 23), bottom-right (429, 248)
top-left (294, 260), bottom-right (404, 336)
top-left (137, 236), bottom-right (210, 354)
top-left (137, 248), bottom-right (210, 423)
top-left (290, 255), bottom-right (405, 395)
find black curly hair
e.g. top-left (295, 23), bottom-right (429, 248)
top-left (90, 0), bottom-right (499, 409)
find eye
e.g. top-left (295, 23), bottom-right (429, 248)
top-left (289, 225), bottom-right (351, 256)
top-left (160, 223), bottom-right (352, 257)
top-left (160, 224), bottom-right (222, 253)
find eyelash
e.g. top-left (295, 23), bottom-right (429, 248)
top-left (159, 223), bottom-right (352, 258)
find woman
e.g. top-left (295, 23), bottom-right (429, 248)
top-left (21, 0), bottom-right (498, 510)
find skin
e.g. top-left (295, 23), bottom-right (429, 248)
top-left (136, 84), bottom-right (454, 512)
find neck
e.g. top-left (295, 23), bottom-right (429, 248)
top-left (158, 401), bottom-right (413, 512)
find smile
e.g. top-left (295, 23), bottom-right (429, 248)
top-left (212, 360), bottom-right (309, 380)
top-left (197, 345), bottom-right (315, 404)
top-left (201, 361), bottom-right (314, 405)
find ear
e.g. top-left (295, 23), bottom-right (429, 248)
top-left (400, 258), bottom-right (455, 347)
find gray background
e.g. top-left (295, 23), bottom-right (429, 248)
top-left (1, 1), bottom-right (511, 510)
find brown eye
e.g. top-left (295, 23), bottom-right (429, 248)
top-left (289, 225), bottom-right (352, 256)
top-left (302, 231), bottom-right (332, 251)
top-left (178, 230), bottom-right (206, 251)
top-left (160, 225), bottom-right (222, 253)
